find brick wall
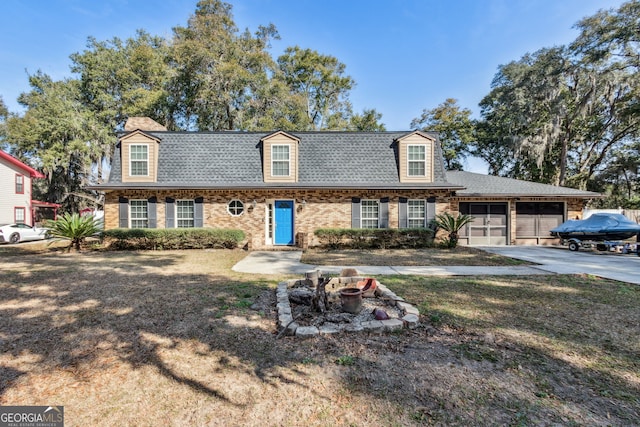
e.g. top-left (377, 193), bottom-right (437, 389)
top-left (105, 190), bottom-right (589, 248)
top-left (567, 198), bottom-right (585, 220)
top-left (105, 189), bottom-right (451, 248)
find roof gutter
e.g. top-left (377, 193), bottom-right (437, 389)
top-left (0, 151), bottom-right (45, 178)
top-left (452, 193), bottom-right (604, 198)
top-left (87, 183), bottom-right (467, 191)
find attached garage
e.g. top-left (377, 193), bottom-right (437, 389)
top-left (459, 203), bottom-right (508, 245)
top-left (445, 171), bottom-right (601, 246)
top-left (515, 202), bottom-right (565, 245)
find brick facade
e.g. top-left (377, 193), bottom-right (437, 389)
top-left (106, 189), bottom-right (589, 249)
top-left (106, 190), bottom-right (589, 249)
top-left (105, 189), bottom-right (452, 249)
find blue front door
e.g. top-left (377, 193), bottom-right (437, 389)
top-left (274, 200), bottom-right (294, 245)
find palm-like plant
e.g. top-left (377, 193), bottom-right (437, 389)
top-left (433, 212), bottom-right (475, 248)
top-left (46, 213), bottom-right (102, 252)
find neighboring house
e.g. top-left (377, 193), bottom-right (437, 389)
top-left (93, 117), bottom-right (601, 248)
top-left (32, 200), bottom-right (61, 225)
top-left (0, 150), bottom-right (45, 226)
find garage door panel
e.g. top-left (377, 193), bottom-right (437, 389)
top-left (465, 203), bottom-right (508, 245)
top-left (516, 202), bottom-right (564, 238)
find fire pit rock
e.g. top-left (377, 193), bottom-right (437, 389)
top-left (276, 270), bottom-right (420, 338)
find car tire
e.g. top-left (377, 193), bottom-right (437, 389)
top-left (568, 241), bottom-right (579, 252)
top-left (9, 233), bottom-right (20, 244)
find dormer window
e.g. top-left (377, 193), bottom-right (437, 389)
top-left (397, 131), bottom-right (435, 183)
top-left (261, 131), bottom-right (299, 183)
top-left (130, 144), bottom-right (149, 176)
top-left (271, 145), bottom-right (290, 177)
top-left (407, 145), bottom-right (426, 176)
top-left (120, 130), bottom-right (160, 183)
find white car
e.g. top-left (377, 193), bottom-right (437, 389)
top-left (0, 223), bottom-right (51, 244)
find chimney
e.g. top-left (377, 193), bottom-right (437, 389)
top-left (124, 117), bottom-right (167, 132)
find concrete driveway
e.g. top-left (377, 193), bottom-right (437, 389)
top-left (479, 246), bottom-right (640, 285)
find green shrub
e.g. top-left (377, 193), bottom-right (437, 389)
top-left (102, 228), bottom-right (245, 250)
top-left (335, 355), bottom-right (356, 366)
top-left (314, 228), bottom-right (434, 249)
top-left (46, 213), bottom-right (102, 252)
top-left (433, 212), bottom-right (474, 248)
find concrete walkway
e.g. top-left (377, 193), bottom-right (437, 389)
top-left (232, 246), bottom-right (640, 285)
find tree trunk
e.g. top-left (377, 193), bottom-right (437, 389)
top-left (449, 232), bottom-right (459, 248)
top-left (305, 270), bottom-right (320, 287)
top-left (311, 277), bottom-right (329, 313)
top-left (558, 136), bottom-right (569, 186)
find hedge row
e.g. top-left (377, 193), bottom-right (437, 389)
top-left (102, 228), bottom-right (245, 250)
top-left (314, 228), bottom-right (435, 249)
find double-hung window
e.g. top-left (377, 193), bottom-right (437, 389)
top-left (15, 175), bottom-right (24, 194)
top-left (130, 144), bottom-right (149, 176)
top-left (176, 200), bottom-right (195, 228)
top-left (361, 200), bottom-right (380, 229)
top-left (271, 145), bottom-right (290, 177)
top-left (407, 145), bottom-right (426, 176)
top-left (408, 200), bottom-right (426, 228)
top-left (130, 200), bottom-right (148, 228)
top-left (15, 207), bottom-right (26, 224)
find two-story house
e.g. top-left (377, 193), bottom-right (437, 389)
top-left (94, 117), bottom-right (600, 248)
top-left (0, 150), bottom-right (45, 226)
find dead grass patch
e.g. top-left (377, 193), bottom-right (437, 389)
top-left (0, 239), bottom-right (70, 254)
top-left (301, 246), bottom-right (532, 266)
top-left (0, 250), bottom-right (638, 426)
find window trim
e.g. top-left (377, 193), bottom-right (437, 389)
top-left (227, 200), bottom-right (245, 217)
top-left (129, 199), bottom-right (149, 229)
top-left (271, 144), bottom-right (290, 177)
top-left (407, 144), bottom-right (426, 177)
top-left (267, 202), bottom-right (274, 239)
top-left (408, 199), bottom-right (426, 228)
top-left (361, 199), bottom-right (380, 229)
top-left (175, 199), bottom-right (195, 228)
top-left (15, 174), bottom-right (24, 194)
top-left (129, 144), bottom-right (149, 177)
top-left (14, 207), bottom-right (26, 224)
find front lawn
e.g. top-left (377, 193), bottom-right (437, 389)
top-left (0, 250), bottom-right (637, 426)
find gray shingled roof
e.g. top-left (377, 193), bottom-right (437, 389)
top-left (99, 131), bottom-right (600, 198)
top-left (104, 131), bottom-right (464, 190)
top-left (446, 171), bottom-right (602, 197)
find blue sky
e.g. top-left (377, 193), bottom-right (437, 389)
top-left (0, 0), bottom-right (625, 170)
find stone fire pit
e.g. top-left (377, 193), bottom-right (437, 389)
top-left (276, 270), bottom-right (420, 338)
